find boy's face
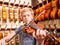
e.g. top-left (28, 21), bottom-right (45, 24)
top-left (22, 11), bottom-right (33, 24)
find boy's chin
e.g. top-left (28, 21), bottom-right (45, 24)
top-left (24, 21), bottom-right (31, 24)
top-left (26, 22), bottom-right (30, 24)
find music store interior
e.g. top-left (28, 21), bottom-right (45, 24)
top-left (0, 0), bottom-right (60, 45)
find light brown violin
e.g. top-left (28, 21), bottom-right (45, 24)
top-left (44, 0), bottom-right (51, 20)
top-left (58, 0), bottom-right (60, 18)
top-left (50, 0), bottom-right (58, 19)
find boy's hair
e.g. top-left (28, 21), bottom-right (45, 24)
top-left (21, 7), bottom-right (34, 15)
top-left (20, 7), bottom-right (34, 21)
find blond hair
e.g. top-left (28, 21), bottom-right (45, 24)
top-left (21, 7), bottom-right (34, 15)
top-left (20, 7), bottom-right (34, 21)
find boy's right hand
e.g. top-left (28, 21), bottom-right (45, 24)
top-left (0, 38), bottom-right (7, 45)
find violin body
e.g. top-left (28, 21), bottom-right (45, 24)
top-left (35, 1), bottom-right (52, 21)
top-left (9, 6), bottom-right (14, 21)
top-left (2, 5), bottom-right (7, 22)
top-left (35, 5), bottom-right (45, 21)
top-left (58, 9), bottom-right (60, 18)
top-left (23, 22), bottom-right (44, 34)
top-left (50, 7), bottom-right (58, 19)
top-left (58, 0), bottom-right (60, 18)
top-left (36, 13), bottom-right (44, 21)
top-left (50, 0), bottom-right (58, 19)
top-left (39, 6), bottom-right (44, 13)
top-left (44, 2), bottom-right (51, 20)
top-left (44, 36), bottom-right (50, 45)
top-left (14, 6), bottom-right (19, 22)
top-left (0, 32), bottom-right (3, 39)
top-left (35, 8), bottom-right (39, 16)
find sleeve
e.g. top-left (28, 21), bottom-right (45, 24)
top-left (37, 22), bottom-right (44, 29)
top-left (15, 25), bottom-right (24, 34)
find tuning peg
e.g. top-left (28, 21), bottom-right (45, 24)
top-left (53, 24), bottom-right (57, 35)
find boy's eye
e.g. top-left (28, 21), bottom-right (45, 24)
top-left (23, 14), bottom-right (30, 17)
top-left (27, 14), bottom-right (30, 16)
top-left (23, 15), bottom-right (26, 17)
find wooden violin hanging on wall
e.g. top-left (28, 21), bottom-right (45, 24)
top-left (9, 3), bottom-right (14, 22)
top-left (44, 0), bottom-right (51, 20)
top-left (35, 0), bottom-right (45, 21)
top-left (2, 3), bottom-right (7, 22)
top-left (50, 0), bottom-right (58, 19)
top-left (58, 0), bottom-right (60, 18)
top-left (35, 0), bottom-right (52, 21)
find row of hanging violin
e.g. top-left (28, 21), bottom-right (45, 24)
top-left (0, 0), bottom-right (32, 23)
top-left (34, 0), bottom-right (60, 22)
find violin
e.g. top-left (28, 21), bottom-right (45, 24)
top-left (50, 0), bottom-right (58, 19)
top-left (0, 32), bottom-right (3, 39)
top-left (58, 9), bottom-right (60, 18)
top-left (0, 2), bottom-right (2, 21)
top-left (9, 4), bottom-right (14, 21)
top-left (35, 8), bottom-right (39, 16)
top-left (14, 4), bottom-right (19, 22)
top-left (35, 0), bottom-right (51, 21)
top-left (58, 0), bottom-right (60, 18)
top-left (35, 0), bottom-right (45, 21)
top-left (2, 2), bottom-right (9, 22)
top-left (2, 5), bottom-right (7, 22)
top-left (22, 22), bottom-right (44, 34)
top-left (44, 0), bottom-right (51, 20)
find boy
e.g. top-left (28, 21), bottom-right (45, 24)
top-left (0, 7), bottom-right (46, 45)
